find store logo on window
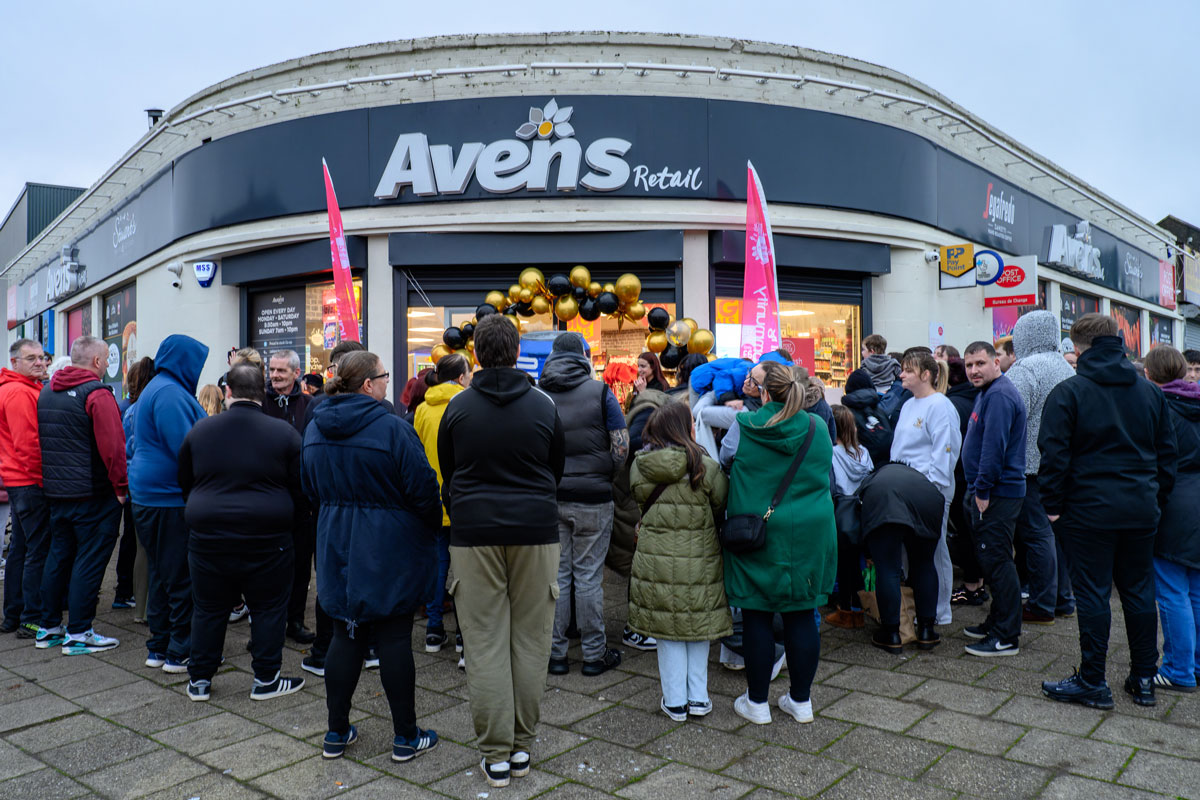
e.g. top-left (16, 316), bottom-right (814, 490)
top-left (374, 98), bottom-right (702, 200)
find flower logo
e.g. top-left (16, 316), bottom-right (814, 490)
top-left (516, 98), bottom-right (574, 140)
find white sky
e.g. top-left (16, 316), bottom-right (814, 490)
top-left (2, 0), bottom-right (1196, 231)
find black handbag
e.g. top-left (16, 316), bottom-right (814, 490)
top-left (833, 491), bottom-right (863, 544)
top-left (720, 417), bottom-right (817, 554)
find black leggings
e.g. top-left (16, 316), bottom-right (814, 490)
top-left (867, 524), bottom-right (938, 626)
top-left (326, 615), bottom-right (416, 738)
top-left (743, 609), bottom-right (820, 704)
top-left (834, 531), bottom-right (863, 610)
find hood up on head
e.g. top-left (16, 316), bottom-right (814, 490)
top-left (313, 393), bottom-right (390, 440)
top-left (153, 335), bottom-right (209, 395)
top-left (539, 352), bottom-right (593, 392)
top-left (1013, 310), bottom-right (1060, 360)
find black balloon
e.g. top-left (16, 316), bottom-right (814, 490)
top-left (647, 307), bottom-right (671, 331)
top-left (546, 274), bottom-right (572, 297)
top-left (659, 344), bottom-right (685, 369)
top-left (443, 327), bottom-right (466, 350)
top-left (461, 322), bottom-right (475, 339)
top-left (572, 285), bottom-right (588, 303)
top-left (515, 301), bottom-right (536, 317)
top-left (475, 303), bottom-right (498, 319)
top-left (503, 305), bottom-right (518, 316)
top-left (597, 292), bottom-right (620, 315)
top-left (578, 297), bottom-right (601, 321)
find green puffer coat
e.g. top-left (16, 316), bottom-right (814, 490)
top-left (607, 389), bottom-right (674, 576)
top-left (725, 405), bottom-right (836, 612)
top-left (629, 446), bottom-right (732, 641)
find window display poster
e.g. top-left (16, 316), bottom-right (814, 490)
top-left (1149, 315), bottom-right (1173, 349)
top-left (102, 284), bottom-right (137, 399)
top-left (249, 287), bottom-right (306, 365)
top-left (1059, 290), bottom-right (1099, 342)
top-left (1110, 303), bottom-right (1142, 357)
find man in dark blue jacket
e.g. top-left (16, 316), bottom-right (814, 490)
top-left (960, 341), bottom-right (1027, 659)
top-left (129, 334), bottom-right (208, 674)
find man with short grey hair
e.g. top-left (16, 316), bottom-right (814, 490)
top-left (35, 335), bottom-right (128, 654)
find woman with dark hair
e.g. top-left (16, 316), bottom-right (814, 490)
top-left (666, 353), bottom-right (708, 404)
top-left (303, 350), bottom-right (442, 763)
top-left (401, 367), bottom-right (434, 424)
top-left (725, 361), bottom-right (836, 725)
top-left (116, 357), bottom-right (156, 615)
top-left (630, 402), bottom-right (730, 721)
top-left (413, 354), bottom-right (471, 663)
top-left (944, 356), bottom-right (986, 607)
top-left (634, 352), bottom-right (668, 395)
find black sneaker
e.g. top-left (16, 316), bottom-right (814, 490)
top-left (582, 648), bottom-right (622, 676)
top-left (510, 750), bottom-right (530, 778)
top-left (0, 619), bottom-right (19, 634)
top-left (15, 623), bottom-right (38, 640)
top-left (250, 674), bottom-right (305, 701)
top-left (481, 758), bottom-right (510, 788)
top-left (1042, 670), bottom-right (1114, 709)
top-left (951, 586), bottom-right (989, 606)
top-left (1123, 675), bottom-right (1157, 707)
top-left (286, 621), bottom-right (316, 644)
top-left (622, 626), bottom-right (657, 651)
top-left (548, 657), bottom-right (569, 675)
top-left (455, 631), bottom-right (463, 654)
top-left (425, 627), bottom-right (447, 653)
top-left (964, 635), bottom-right (1018, 658)
top-left (301, 657), bottom-right (325, 678)
top-left (962, 624), bottom-right (990, 640)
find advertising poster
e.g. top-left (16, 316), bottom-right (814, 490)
top-left (249, 287), bottom-right (306, 365)
top-left (1110, 302), bottom-right (1142, 357)
top-left (1059, 289), bottom-right (1099, 343)
top-left (102, 284), bottom-right (137, 399)
top-left (1149, 315), bottom-right (1174, 349)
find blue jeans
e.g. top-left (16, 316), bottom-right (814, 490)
top-left (41, 496), bottom-right (122, 634)
top-left (3, 485), bottom-right (52, 626)
top-left (656, 640), bottom-right (710, 707)
top-left (425, 527), bottom-right (451, 629)
top-left (1154, 557), bottom-right (1200, 687)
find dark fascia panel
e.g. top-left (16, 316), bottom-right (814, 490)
top-left (389, 230), bottom-right (683, 267)
top-left (222, 236), bottom-right (367, 285)
top-left (710, 231), bottom-right (890, 275)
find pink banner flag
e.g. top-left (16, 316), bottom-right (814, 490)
top-left (740, 161), bottom-right (782, 359)
top-left (322, 158), bottom-right (360, 342)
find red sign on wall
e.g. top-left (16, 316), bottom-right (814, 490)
top-left (781, 337), bottom-right (816, 375)
top-left (1159, 259), bottom-right (1176, 310)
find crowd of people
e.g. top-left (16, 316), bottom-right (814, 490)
top-left (0, 311), bottom-right (1198, 788)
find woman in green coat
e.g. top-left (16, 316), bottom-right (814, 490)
top-left (630, 403), bottom-right (731, 722)
top-left (726, 361), bottom-right (836, 727)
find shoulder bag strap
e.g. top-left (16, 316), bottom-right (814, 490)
top-left (642, 483), bottom-right (669, 515)
top-left (763, 415), bottom-right (817, 521)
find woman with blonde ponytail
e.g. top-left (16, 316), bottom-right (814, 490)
top-left (724, 361), bottom-right (836, 727)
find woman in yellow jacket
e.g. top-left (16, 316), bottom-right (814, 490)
top-left (413, 353), bottom-right (473, 656)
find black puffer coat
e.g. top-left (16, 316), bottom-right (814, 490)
top-left (1157, 381), bottom-right (1200, 569)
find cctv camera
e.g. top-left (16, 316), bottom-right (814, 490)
top-left (166, 262), bottom-right (183, 289)
top-left (170, 277), bottom-right (182, 289)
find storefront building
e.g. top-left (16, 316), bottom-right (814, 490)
top-left (3, 33), bottom-right (1181, 401)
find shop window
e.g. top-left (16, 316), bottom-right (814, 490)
top-left (992, 279), bottom-right (1049, 340)
top-left (102, 284), bottom-right (136, 400)
top-left (67, 303), bottom-right (92, 347)
top-left (248, 278), bottom-right (363, 376)
top-left (713, 297), bottom-right (861, 388)
top-left (1059, 289), bottom-right (1099, 343)
top-left (1149, 314), bottom-right (1173, 349)
top-left (1110, 302), bottom-right (1142, 357)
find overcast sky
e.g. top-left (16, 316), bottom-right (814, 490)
top-left (2, 0), bottom-right (1196, 233)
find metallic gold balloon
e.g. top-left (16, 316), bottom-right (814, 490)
top-left (687, 328), bottom-right (715, 354)
top-left (682, 317), bottom-right (699, 334)
top-left (614, 273), bottom-right (642, 303)
top-left (555, 295), bottom-right (580, 322)
top-left (454, 347), bottom-right (473, 367)
top-left (626, 302), bottom-right (646, 322)
top-left (707, 353), bottom-right (717, 362)
top-left (508, 284), bottom-right (522, 303)
top-left (587, 281), bottom-right (603, 298)
top-left (569, 266), bottom-right (591, 289)
top-left (603, 282), bottom-right (616, 295)
top-left (519, 288), bottom-right (534, 304)
top-left (519, 267), bottom-right (545, 292)
top-left (666, 319), bottom-right (692, 347)
top-left (645, 330), bottom-right (668, 354)
top-left (530, 295), bottom-right (551, 315)
top-left (485, 290), bottom-right (509, 311)
top-left (502, 314), bottom-right (521, 332)
top-left (430, 343), bottom-right (451, 364)
top-left (465, 339), bottom-right (475, 353)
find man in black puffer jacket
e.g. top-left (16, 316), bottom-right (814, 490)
top-left (538, 333), bottom-right (628, 678)
top-left (1038, 315), bottom-right (1177, 710)
top-left (178, 364), bottom-right (306, 702)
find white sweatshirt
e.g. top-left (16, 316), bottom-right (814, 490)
top-left (889, 393), bottom-right (962, 500)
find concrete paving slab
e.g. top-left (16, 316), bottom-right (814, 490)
top-left (152, 711), bottom-right (271, 756)
top-left (919, 748), bottom-right (1050, 799)
top-left (39, 728), bottom-right (161, 775)
top-left (907, 709), bottom-right (1025, 755)
top-left (430, 766), bottom-right (563, 800)
top-left (139, 771), bottom-right (268, 800)
top-left (0, 695), bottom-right (80, 733)
top-left (1091, 714), bottom-right (1200, 759)
top-left (0, 767), bottom-right (91, 799)
top-left (542, 737), bottom-right (666, 791)
top-left (619, 762), bottom-right (751, 800)
top-left (1040, 774), bottom-right (1171, 800)
top-left (822, 665), bottom-right (926, 698)
top-left (36, 663), bottom-right (141, 699)
top-left (79, 748), bottom-right (211, 800)
top-left (2, 714), bottom-right (115, 752)
top-left (641, 724), bottom-right (758, 771)
top-left (538, 687), bottom-right (614, 727)
top-left (902, 678), bottom-right (1011, 715)
top-left (817, 766), bottom-right (956, 800)
top-left (721, 744), bottom-right (851, 797)
top-left (991, 694), bottom-right (1104, 735)
top-left (198, 731), bottom-right (317, 780)
top-left (1116, 748), bottom-right (1200, 797)
top-left (364, 736), bottom-right (479, 785)
top-left (250, 754), bottom-right (381, 800)
top-left (820, 691), bottom-right (929, 732)
top-left (571, 706), bottom-right (677, 747)
top-left (1005, 727), bottom-right (1133, 781)
top-left (818, 725), bottom-right (947, 780)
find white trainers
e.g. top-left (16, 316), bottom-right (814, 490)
top-left (61, 630), bottom-right (119, 655)
top-left (770, 650), bottom-right (788, 681)
top-left (733, 692), bottom-right (772, 725)
top-left (778, 693), bottom-right (814, 723)
top-left (228, 604), bottom-right (249, 623)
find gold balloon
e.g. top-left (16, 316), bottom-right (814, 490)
top-left (626, 302), bottom-right (646, 321)
top-left (430, 343), bottom-right (451, 364)
top-left (682, 317), bottom-right (699, 334)
top-left (502, 314), bottom-right (521, 332)
top-left (645, 330), bottom-right (668, 354)
top-left (587, 281), bottom-right (603, 298)
top-left (603, 282), bottom-right (616, 295)
top-left (667, 319), bottom-right (692, 347)
top-left (466, 339), bottom-right (475, 353)
top-left (569, 266), bottom-right (591, 289)
top-left (454, 348), bottom-right (473, 367)
top-left (508, 284), bottom-right (522, 303)
top-left (519, 267), bottom-right (545, 292)
top-left (519, 288), bottom-right (534, 304)
top-left (530, 295), bottom-right (551, 315)
top-left (614, 273), bottom-right (642, 303)
top-left (485, 290), bottom-right (509, 311)
top-left (687, 328), bottom-right (715, 354)
top-left (707, 353), bottom-right (717, 362)
top-left (555, 295), bottom-right (580, 322)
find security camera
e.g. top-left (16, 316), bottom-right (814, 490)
top-left (166, 262), bottom-right (183, 289)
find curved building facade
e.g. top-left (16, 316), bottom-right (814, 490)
top-left (4, 33), bottom-right (1180, 397)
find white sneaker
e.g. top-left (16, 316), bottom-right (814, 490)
top-left (778, 693), bottom-right (814, 724)
top-left (770, 650), bottom-right (788, 681)
top-left (228, 604), bottom-right (249, 623)
top-left (733, 692), bottom-right (772, 725)
top-left (62, 629), bottom-right (119, 655)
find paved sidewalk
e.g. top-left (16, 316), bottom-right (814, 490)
top-left (0, 567), bottom-right (1196, 800)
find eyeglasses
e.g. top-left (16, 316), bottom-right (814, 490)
top-left (369, 372), bottom-right (390, 381)
top-left (16, 354), bottom-right (48, 363)
top-left (745, 375), bottom-right (762, 390)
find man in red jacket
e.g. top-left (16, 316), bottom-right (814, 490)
top-left (0, 339), bottom-right (50, 639)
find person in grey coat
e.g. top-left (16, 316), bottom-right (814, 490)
top-left (1006, 311), bottom-right (1077, 621)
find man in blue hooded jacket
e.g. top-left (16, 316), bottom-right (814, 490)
top-left (129, 334), bottom-right (209, 673)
